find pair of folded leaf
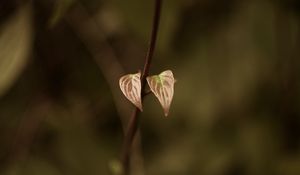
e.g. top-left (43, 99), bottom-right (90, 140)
top-left (119, 70), bottom-right (175, 116)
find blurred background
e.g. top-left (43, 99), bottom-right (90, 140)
top-left (0, 0), bottom-right (300, 174)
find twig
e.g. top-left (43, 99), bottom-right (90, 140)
top-left (65, 3), bottom-right (146, 174)
top-left (120, 0), bottom-right (162, 174)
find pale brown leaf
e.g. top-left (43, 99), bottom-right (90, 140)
top-left (0, 4), bottom-right (33, 97)
top-left (119, 72), bottom-right (143, 111)
top-left (146, 70), bottom-right (175, 116)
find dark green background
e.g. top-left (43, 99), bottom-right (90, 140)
top-left (0, 0), bottom-right (300, 174)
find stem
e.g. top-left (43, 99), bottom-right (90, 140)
top-left (120, 0), bottom-right (162, 174)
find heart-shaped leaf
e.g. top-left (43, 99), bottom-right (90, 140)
top-left (146, 70), bottom-right (175, 116)
top-left (119, 72), bottom-right (143, 111)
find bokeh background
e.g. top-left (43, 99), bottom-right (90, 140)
top-left (1, 0), bottom-right (300, 174)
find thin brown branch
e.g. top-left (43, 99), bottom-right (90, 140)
top-left (120, 0), bottom-right (163, 174)
top-left (64, 4), bottom-right (146, 174)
